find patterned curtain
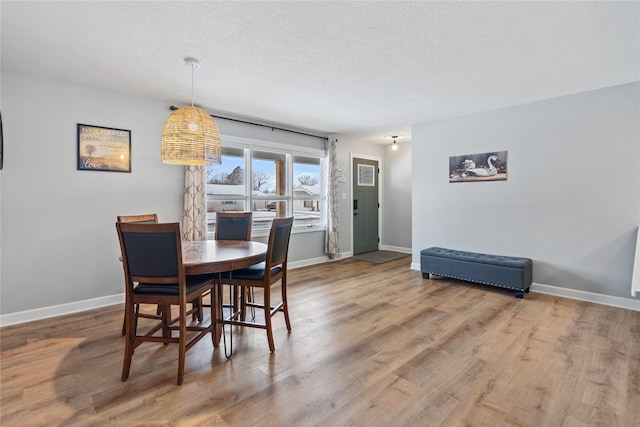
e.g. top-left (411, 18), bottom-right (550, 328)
top-left (325, 136), bottom-right (340, 258)
top-left (182, 165), bottom-right (207, 241)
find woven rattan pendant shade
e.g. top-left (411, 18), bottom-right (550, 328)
top-left (161, 58), bottom-right (222, 166)
top-left (161, 106), bottom-right (221, 165)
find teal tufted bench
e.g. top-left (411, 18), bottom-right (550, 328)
top-left (420, 247), bottom-right (533, 298)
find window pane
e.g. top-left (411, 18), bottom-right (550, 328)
top-left (252, 150), bottom-right (287, 196)
top-left (293, 155), bottom-right (322, 227)
top-left (206, 147), bottom-right (245, 196)
top-left (294, 156), bottom-right (320, 185)
top-left (206, 200), bottom-right (248, 234)
top-left (252, 201), bottom-right (287, 231)
top-left (293, 199), bottom-right (322, 227)
top-left (207, 199), bottom-right (247, 213)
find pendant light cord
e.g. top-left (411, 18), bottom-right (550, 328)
top-left (190, 62), bottom-right (195, 107)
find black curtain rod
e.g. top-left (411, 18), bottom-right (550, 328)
top-left (169, 106), bottom-right (328, 141)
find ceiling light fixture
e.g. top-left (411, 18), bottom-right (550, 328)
top-left (161, 58), bottom-right (221, 165)
top-left (391, 135), bottom-right (399, 151)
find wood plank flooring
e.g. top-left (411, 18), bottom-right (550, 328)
top-left (2, 257), bottom-right (639, 426)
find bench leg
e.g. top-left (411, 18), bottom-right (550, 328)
top-left (422, 272), bottom-right (430, 279)
top-left (515, 290), bottom-right (524, 298)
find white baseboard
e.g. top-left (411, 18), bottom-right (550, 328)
top-left (409, 262), bottom-right (640, 312)
top-left (531, 283), bottom-right (640, 311)
top-left (289, 256), bottom-right (331, 269)
top-left (0, 254), bottom-right (350, 327)
top-left (0, 293), bottom-right (125, 327)
top-left (632, 225), bottom-right (639, 298)
top-left (380, 245), bottom-right (412, 254)
top-left (5, 256), bottom-right (636, 327)
top-left (289, 250), bottom-right (355, 268)
top-left (325, 251), bottom-right (353, 261)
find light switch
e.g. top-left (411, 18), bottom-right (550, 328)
top-left (341, 192), bottom-right (347, 200)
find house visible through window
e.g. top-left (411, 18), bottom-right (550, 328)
top-left (206, 142), bottom-right (325, 236)
top-left (293, 155), bottom-right (322, 228)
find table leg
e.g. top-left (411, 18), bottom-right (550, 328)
top-left (212, 282), bottom-right (222, 347)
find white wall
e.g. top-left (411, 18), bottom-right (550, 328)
top-left (412, 82), bottom-right (640, 300)
top-left (1, 70), bottom-right (184, 315)
top-left (0, 70), bottom-right (329, 320)
top-left (383, 142), bottom-right (412, 250)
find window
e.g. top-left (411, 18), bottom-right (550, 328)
top-left (206, 140), bottom-right (325, 236)
top-left (251, 150), bottom-right (288, 231)
top-left (206, 147), bottom-right (247, 224)
top-left (293, 155), bottom-right (322, 228)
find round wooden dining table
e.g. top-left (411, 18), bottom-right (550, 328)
top-left (182, 240), bottom-right (268, 346)
top-left (182, 240), bottom-right (267, 274)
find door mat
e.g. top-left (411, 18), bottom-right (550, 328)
top-left (352, 250), bottom-right (410, 264)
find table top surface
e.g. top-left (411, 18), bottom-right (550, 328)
top-left (182, 240), bottom-right (268, 275)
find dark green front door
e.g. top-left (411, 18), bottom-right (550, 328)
top-left (353, 157), bottom-right (379, 255)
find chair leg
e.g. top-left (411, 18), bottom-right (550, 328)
top-left (281, 278), bottom-right (292, 331)
top-left (123, 302), bottom-right (165, 335)
top-left (264, 285), bottom-right (275, 352)
top-left (211, 284), bottom-right (220, 348)
top-left (234, 286), bottom-right (249, 322)
top-left (122, 339), bottom-right (134, 381)
top-left (122, 303), bottom-right (140, 336)
top-left (177, 304), bottom-right (187, 385)
top-left (161, 304), bottom-right (171, 340)
top-left (121, 302), bottom-right (135, 381)
top-left (231, 285), bottom-right (239, 320)
top-left (240, 286), bottom-right (256, 321)
top-left (191, 296), bottom-right (204, 322)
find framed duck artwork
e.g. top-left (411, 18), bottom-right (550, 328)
top-left (449, 150), bottom-right (507, 183)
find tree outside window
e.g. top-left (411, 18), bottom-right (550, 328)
top-left (205, 145), bottom-right (324, 235)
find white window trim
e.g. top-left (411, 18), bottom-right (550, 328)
top-left (207, 134), bottom-right (327, 238)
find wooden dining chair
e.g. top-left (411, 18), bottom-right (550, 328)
top-left (193, 211), bottom-right (253, 321)
top-left (116, 222), bottom-right (216, 385)
top-left (117, 213), bottom-right (158, 225)
top-left (117, 214), bottom-right (202, 330)
top-left (215, 211), bottom-right (252, 241)
top-left (117, 214), bottom-right (160, 335)
top-left (216, 211), bottom-right (253, 318)
top-left (221, 217), bottom-right (293, 352)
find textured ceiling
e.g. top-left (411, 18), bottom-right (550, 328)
top-left (2, 1), bottom-right (639, 144)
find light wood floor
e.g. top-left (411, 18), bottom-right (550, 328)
top-left (2, 257), bottom-right (639, 426)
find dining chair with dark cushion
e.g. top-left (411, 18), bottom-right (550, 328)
top-left (117, 214), bottom-right (160, 336)
top-left (193, 211), bottom-right (254, 321)
top-left (116, 222), bottom-right (216, 385)
top-left (117, 213), bottom-right (159, 225)
top-left (221, 216), bottom-right (293, 352)
top-left (215, 211), bottom-right (252, 241)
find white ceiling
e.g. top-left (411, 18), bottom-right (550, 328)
top-left (2, 1), bottom-right (639, 144)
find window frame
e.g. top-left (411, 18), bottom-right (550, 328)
top-left (206, 135), bottom-right (326, 238)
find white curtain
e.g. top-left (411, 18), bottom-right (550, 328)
top-left (325, 136), bottom-right (340, 258)
top-left (182, 165), bottom-right (207, 241)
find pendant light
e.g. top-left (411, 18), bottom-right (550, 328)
top-left (391, 135), bottom-right (399, 151)
top-left (161, 58), bottom-right (222, 165)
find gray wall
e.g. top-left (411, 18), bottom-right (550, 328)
top-left (0, 70), bottom-right (327, 316)
top-left (332, 135), bottom-right (385, 256)
top-left (383, 142), bottom-right (412, 249)
top-left (412, 82), bottom-right (640, 299)
top-left (10, 66), bottom-right (633, 315)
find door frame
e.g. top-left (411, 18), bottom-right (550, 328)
top-left (350, 153), bottom-right (383, 256)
